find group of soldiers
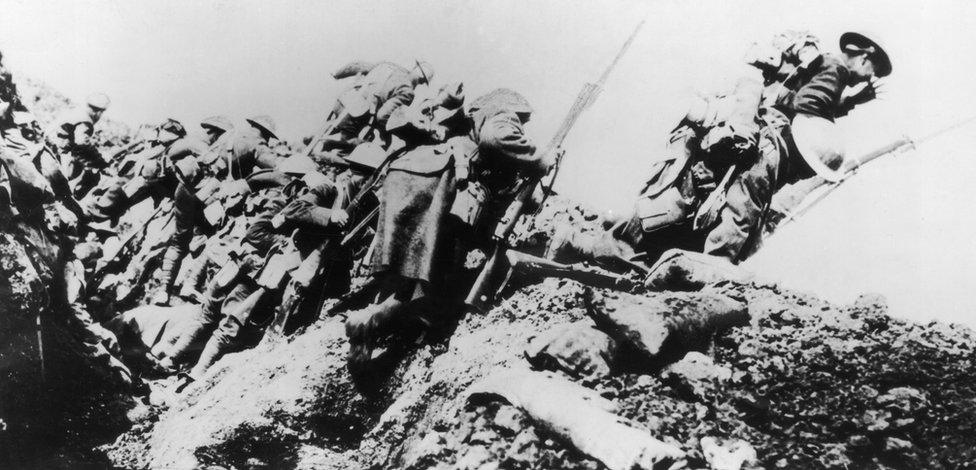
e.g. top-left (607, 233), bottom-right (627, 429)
top-left (0, 29), bottom-right (892, 393)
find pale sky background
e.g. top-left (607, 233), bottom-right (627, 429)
top-left (1, 0), bottom-right (975, 325)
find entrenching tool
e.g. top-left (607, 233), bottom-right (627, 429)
top-left (465, 20), bottom-right (646, 311)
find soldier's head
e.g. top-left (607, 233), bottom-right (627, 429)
top-left (156, 118), bottom-right (186, 145)
top-left (246, 115), bottom-right (278, 143)
top-left (86, 93), bottom-right (111, 123)
top-left (200, 115), bottom-right (234, 145)
top-left (468, 88), bottom-right (533, 126)
top-left (410, 61), bottom-right (435, 86)
top-left (839, 32), bottom-right (892, 83)
top-left (13, 111), bottom-right (41, 141)
top-left (431, 82), bottom-right (468, 136)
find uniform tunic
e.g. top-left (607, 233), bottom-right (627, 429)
top-left (370, 89), bottom-right (545, 287)
top-left (705, 54), bottom-right (852, 262)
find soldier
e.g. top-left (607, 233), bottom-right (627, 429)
top-left (53, 93), bottom-right (111, 199)
top-left (344, 87), bottom-right (556, 371)
top-left (549, 31), bottom-right (891, 270)
top-left (313, 61), bottom-right (435, 157)
top-left (545, 75), bottom-right (764, 272)
top-left (703, 31), bottom-right (891, 261)
top-left (166, 154), bottom-right (371, 389)
top-left (153, 115), bottom-right (279, 305)
top-left (83, 118), bottom-right (190, 225)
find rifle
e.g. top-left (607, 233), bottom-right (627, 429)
top-left (465, 20), bottom-right (645, 310)
top-left (265, 145), bottom-right (399, 338)
top-left (771, 114), bottom-right (976, 233)
top-left (107, 136), bottom-right (149, 166)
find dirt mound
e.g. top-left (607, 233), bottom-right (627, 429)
top-left (101, 268), bottom-right (976, 469)
top-left (0, 230), bottom-right (136, 467)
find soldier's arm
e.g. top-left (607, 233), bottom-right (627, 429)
top-left (278, 176), bottom-right (342, 230)
top-left (791, 58), bottom-right (848, 121)
top-left (72, 122), bottom-right (95, 146)
top-left (479, 112), bottom-right (544, 171)
top-left (374, 83), bottom-right (415, 128)
top-left (165, 138), bottom-right (207, 162)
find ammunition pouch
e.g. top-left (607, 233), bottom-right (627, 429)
top-left (255, 242), bottom-right (303, 290)
top-left (634, 187), bottom-right (693, 233)
top-left (213, 259), bottom-right (240, 289)
top-left (450, 180), bottom-right (488, 230)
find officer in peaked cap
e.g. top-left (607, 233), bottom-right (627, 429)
top-left (704, 30), bottom-right (894, 262)
top-left (840, 32), bottom-right (891, 78)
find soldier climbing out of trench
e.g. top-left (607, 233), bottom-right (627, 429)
top-left (85, 115), bottom-right (236, 228)
top-left (309, 60), bottom-right (436, 159)
top-left (343, 87), bottom-right (561, 372)
top-left (50, 92), bottom-right (112, 200)
top-left (153, 115), bottom-right (281, 305)
top-left (547, 30), bottom-right (893, 270)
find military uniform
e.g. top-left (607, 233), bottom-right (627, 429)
top-left (53, 95), bottom-right (110, 199)
top-left (546, 78), bottom-right (764, 269)
top-left (704, 53), bottom-right (859, 261)
top-left (174, 168), bottom-right (358, 380)
top-left (323, 61), bottom-right (432, 155)
top-left (346, 88), bottom-right (549, 369)
top-left (157, 119), bottom-right (280, 301)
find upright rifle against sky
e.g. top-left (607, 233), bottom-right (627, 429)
top-left (465, 20), bottom-right (646, 310)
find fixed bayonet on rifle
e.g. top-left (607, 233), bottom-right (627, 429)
top-left (464, 20), bottom-right (645, 311)
top-left (771, 114), bottom-right (976, 235)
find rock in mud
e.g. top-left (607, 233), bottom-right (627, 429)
top-left (660, 351), bottom-right (732, 401)
top-left (523, 322), bottom-right (618, 382)
top-left (700, 436), bottom-right (758, 470)
top-left (585, 289), bottom-right (749, 368)
top-left (644, 249), bottom-right (754, 292)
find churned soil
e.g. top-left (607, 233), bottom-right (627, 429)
top-left (99, 271), bottom-right (976, 469)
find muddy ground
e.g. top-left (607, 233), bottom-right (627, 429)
top-left (4, 78), bottom-right (975, 469)
top-left (95, 273), bottom-right (976, 470)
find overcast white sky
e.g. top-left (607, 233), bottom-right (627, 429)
top-left (1, 0), bottom-right (975, 325)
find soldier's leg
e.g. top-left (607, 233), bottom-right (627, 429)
top-left (703, 142), bottom-right (780, 262)
top-left (156, 279), bottom-right (236, 365)
top-left (187, 285), bottom-right (265, 380)
top-left (154, 209), bottom-right (194, 304)
top-left (345, 276), bottom-right (419, 369)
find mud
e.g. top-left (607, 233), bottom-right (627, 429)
top-left (97, 273), bottom-right (976, 470)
